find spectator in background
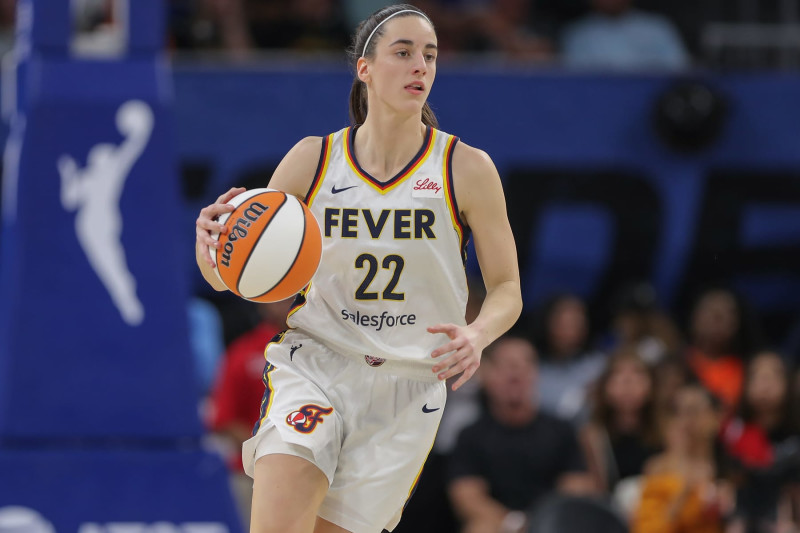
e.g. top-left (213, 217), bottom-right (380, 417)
top-left (581, 348), bottom-right (663, 504)
top-left (532, 293), bottom-right (606, 424)
top-left (244, 0), bottom-right (349, 51)
top-left (341, 0), bottom-right (459, 35)
top-left (721, 351), bottom-right (800, 533)
top-left (561, 0), bottom-right (690, 71)
top-left (192, 0), bottom-right (253, 54)
top-left (411, 1), bottom-right (481, 55)
top-left (187, 296), bottom-right (226, 401)
top-left (685, 287), bottom-right (762, 413)
top-left (343, 0), bottom-right (405, 32)
top-left (605, 282), bottom-right (684, 365)
top-left (527, 0), bottom-right (587, 43)
top-left (633, 384), bottom-right (734, 533)
top-left (169, 0), bottom-right (203, 50)
top-left (782, 314), bottom-right (800, 369)
top-left (794, 367), bottom-right (800, 425)
top-left (448, 335), bottom-right (594, 533)
top-left (179, 0), bottom-right (350, 55)
top-left (0, 0), bottom-right (14, 57)
top-left (652, 354), bottom-right (693, 430)
top-left (464, 0), bottom-right (554, 61)
top-left (206, 298), bottom-right (292, 530)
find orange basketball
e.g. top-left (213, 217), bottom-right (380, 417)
top-left (210, 188), bottom-right (322, 303)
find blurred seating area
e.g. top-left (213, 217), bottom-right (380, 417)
top-left (0, 1), bottom-right (798, 531)
top-left (167, 0), bottom-right (800, 69)
top-left (199, 281), bottom-right (800, 533)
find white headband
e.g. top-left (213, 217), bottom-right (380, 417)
top-left (361, 9), bottom-right (432, 58)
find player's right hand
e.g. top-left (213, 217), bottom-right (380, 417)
top-left (195, 186), bottom-right (246, 268)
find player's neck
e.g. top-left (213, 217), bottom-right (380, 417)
top-left (355, 114), bottom-right (427, 183)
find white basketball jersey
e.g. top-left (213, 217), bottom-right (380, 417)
top-left (287, 125), bottom-right (469, 368)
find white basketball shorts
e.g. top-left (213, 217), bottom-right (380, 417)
top-left (242, 329), bottom-right (446, 533)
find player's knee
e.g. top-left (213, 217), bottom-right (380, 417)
top-left (249, 492), bottom-right (322, 533)
top-left (250, 454), bottom-right (329, 533)
top-left (250, 518), bottom-right (313, 533)
top-left (250, 503), bottom-right (323, 533)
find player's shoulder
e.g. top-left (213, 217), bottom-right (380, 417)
top-left (271, 135), bottom-right (332, 197)
top-left (278, 136), bottom-right (329, 177)
top-left (450, 138), bottom-right (496, 177)
top-left (287, 136), bottom-right (325, 159)
top-left (448, 137), bottom-right (499, 194)
top-left (286, 128), bottom-right (346, 160)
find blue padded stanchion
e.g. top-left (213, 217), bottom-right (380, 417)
top-left (0, 2), bottom-right (241, 529)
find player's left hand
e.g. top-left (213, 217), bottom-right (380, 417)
top-left (428, 323), bottom-right (486, 391)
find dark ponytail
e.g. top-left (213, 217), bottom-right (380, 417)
top-left (347, 4), bottom-right (438, 128)
top-left (421, 102), bottom-right (438, 129)
top-left (349, 78), bottom-right (369, 126)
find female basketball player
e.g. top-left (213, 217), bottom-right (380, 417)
top-left (195, 6), bottom-right (522, 533)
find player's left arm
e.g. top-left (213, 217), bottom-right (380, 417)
top-left (429, 142), bottom-right (522, 390)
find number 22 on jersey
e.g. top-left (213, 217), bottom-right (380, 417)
top-left (354, 253), bottom-right (405, 301)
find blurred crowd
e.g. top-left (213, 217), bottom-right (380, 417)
top-left (0, 1), bottom-right (793, 68)
top-left (194, 279), bottom-right (800, 533)
top-left (168, 0), bottom-right (800, 69)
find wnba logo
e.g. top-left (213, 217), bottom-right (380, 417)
top-left (0, 507), bottom-right (54, 533)
top-left (57, 100), bottom-right (154, 326)
top-left (286, 404), bottom-right (333, 434)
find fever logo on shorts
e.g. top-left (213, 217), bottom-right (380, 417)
top-left (286, 404), bottom-right (334, 433)
top-left (364, 355), bottom-right (386, 367)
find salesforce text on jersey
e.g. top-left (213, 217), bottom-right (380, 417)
top-left (341, 309), bottom-right (416, 331)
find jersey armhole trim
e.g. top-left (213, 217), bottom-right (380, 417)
top-left (443, 135), bottom-right (469, 263)
top-left (304, 134), bottom-right (333, 206)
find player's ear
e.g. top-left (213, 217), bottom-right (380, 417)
top-left (357, 57), bottom-right (370, 84)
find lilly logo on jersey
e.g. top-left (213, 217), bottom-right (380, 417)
top-left (412, 177), bottom-right (443, 198)
top-left (220, 201), bottom-right (269, 267)
top-left (286, 404), bottom-right (334, 434)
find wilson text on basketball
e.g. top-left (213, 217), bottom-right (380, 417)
top-left (220, 201), bottom-right (269, 267)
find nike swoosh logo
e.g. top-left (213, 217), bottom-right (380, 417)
top-left (331, 185), bottom-right (358, 194)
top-left (422, 404), bottom-right (440, 413)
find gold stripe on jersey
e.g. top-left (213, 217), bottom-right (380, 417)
top-left (306, 134), bottom-right (334, 207)
top-left (253, 363), bottom-right (276, 435)
top-left (403, 419), bottom-right (441, 509)
top-left (344, 126), bottom-right (437, 195)
top-left (253, 332), bottom-right (284, 435)
top-left (442, 135), bottom-right (466, 260)
top-left (286, 282), bottom-right (312, 321)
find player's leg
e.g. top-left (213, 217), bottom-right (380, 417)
top-left (317, 372), bottom-right (446, 533)
top-left (313, 517), bottom-right (352, 533)
top-left (250, 453), bottom-right (330, 533)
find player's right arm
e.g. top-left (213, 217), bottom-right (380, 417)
top-left (195, 136), bottom-right (323, 291)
